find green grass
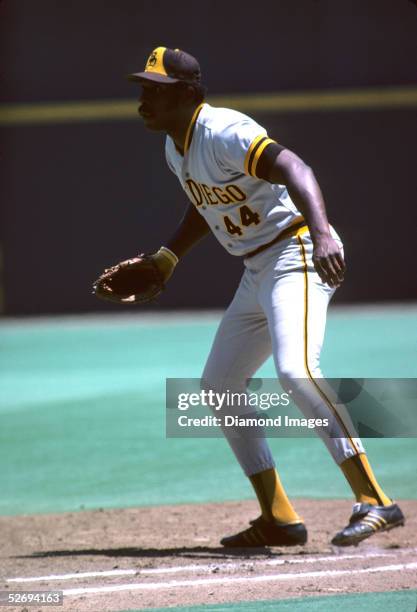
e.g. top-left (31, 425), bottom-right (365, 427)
top-left (0, 306), bottom-right (416, 515)
top-left (121, 589), bottom-right (417, 612)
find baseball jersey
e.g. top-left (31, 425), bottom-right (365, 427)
top-left (165, 103), bottom-right (303, 256)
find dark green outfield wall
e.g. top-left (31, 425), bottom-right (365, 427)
top-left (1, 0), bottom-right (417, 315)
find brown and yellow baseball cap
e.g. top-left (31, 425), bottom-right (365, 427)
top-left (128, 46), bottom-right (201, 84)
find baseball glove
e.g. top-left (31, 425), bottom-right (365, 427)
top-left (93, 254), bottom-right (165, 305)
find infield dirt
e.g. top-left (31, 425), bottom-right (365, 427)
top-left (1, 499), bottom-right (416, 611)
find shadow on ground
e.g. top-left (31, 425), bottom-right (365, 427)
top-left (16, 544), bottom-right (314, 560)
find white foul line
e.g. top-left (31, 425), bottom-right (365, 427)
top-left (62, 562), bottom-right (417, 596)
top-left (7, 569), bottom-right (138, 583)
top-left (6, 551), bottom-right (400, 583)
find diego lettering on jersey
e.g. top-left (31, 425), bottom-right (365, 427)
top-left (185, 179), bottom-right (247, 207)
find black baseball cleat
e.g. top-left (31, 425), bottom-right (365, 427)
top-left (220, 516), bottom-right (307, 547)
top-left (331, 502), bottom-right (405, 547)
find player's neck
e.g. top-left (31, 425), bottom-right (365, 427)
top-left (167, 103), bottom-right (200, 156)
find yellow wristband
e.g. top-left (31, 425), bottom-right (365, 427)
top-left (157, 246), bottom-right (179, 267)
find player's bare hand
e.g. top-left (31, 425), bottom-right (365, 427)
top-left (312, 235), bottom-right (346, 288)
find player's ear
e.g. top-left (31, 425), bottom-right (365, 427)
top-left (181, 84), bottom-right (197, 103)
top-left (186, 85), bottom-right (195, 98)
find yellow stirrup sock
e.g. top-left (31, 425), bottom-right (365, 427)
top-left (249, 467), bottom-right (302, 524)
top-left (340, 453), bottom-right (391, 506)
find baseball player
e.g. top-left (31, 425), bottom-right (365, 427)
top-left (96, 46), bottom-right (405, 547)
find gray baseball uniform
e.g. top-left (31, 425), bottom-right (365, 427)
top-left (165, 102), bottom-right (364, 473)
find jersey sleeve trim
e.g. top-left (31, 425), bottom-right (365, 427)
top-left (251, 138), bottom-right (277, 178)
top-left (184, 103), bottom-right (205, 154)
top-left (244, 135), bottom-right (278, 177)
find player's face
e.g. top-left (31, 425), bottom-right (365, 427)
top-left (138, 81), bottom-right (181, 131)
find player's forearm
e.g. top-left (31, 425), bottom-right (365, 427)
top-left (165, 203), bottom-right (211, 259)
top-left (269, 150), bottom-right (332, 244)
top-left (271, 152), bottom-right (345, 287)
top-left (284, 165), bottom-right (332, 244)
